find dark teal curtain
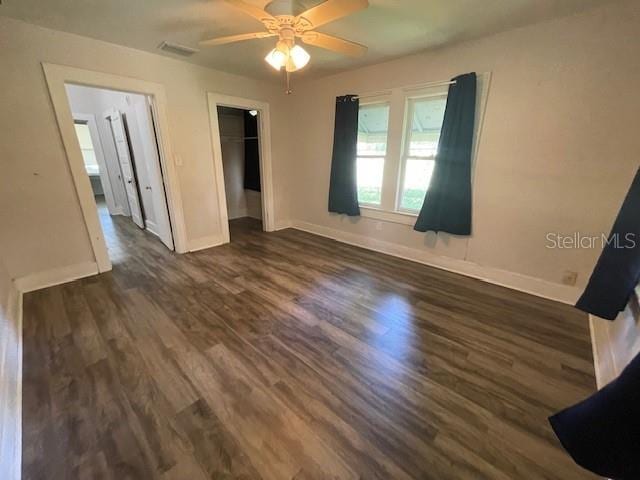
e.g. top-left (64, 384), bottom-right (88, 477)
top-left (414, 73), bottom-right (477, 235)
top-left (328, 95), bottom-right (360, 216)
top-left (575, 167), bottom-right (640, 320)
top-left (549, 350), bottom-right (640, 477)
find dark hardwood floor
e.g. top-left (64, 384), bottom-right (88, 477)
top-left (22, 209), bottom-right (597, 479)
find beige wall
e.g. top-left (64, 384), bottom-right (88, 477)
top-left (0, 16), bottom-right (291, 280)
top-left (286, 0), bottom-right (640, 291)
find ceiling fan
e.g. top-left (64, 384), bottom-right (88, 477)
top-left (200, 0), bottom-right (369, 93)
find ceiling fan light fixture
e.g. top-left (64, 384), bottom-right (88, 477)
top-left (289, 45), bottom-right (310, 70)
top-left (203, 0), bottom-right (370, 92)
top-left (265, 48), bottom-right (287, 70)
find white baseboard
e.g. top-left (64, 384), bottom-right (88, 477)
top-left (228, 211), bottom-right (248, 221)
top-left (14, 261), bottom-right (99, 293)
top-left (589, 315), bottom-right (615, 389)
top-left (187, 234), bottom-right (226, 252)
top-left (0, 284), bottom-right (22, 480)
top-left (274, 219), bottom-right (293, 231)
top-left (589, 304), bottom-right (640, 389)
top-left (290, 220), bottom-right (581, 305)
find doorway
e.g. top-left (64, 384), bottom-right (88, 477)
top-left (216, 106), bottom-right (264, 240)
top-left (66, 84), bottom-right (175, 262)
top-left (207, 93), bottom-right (276, 245)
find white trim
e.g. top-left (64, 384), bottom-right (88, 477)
top-left (360, 206), bottom-right (417, 226)
top-left (13, 261), bottom-right (98, 293)
top-left (0, 284), bottom-right (22, 480)
top-left (14, 292), bottom-right (22, 480)
top-left (41, 63), bottom-right (189, 273)
top-left (207, 93), bottom-right (276, 245)
top-left (588, 304), bottom-right (640, 390)
top-left (589, 314), bottom-right (615, 389)
top-left (274, 220), bottom-right (293, 231)
top-left (290, 220), bottom-right (581, 305)
top-left (187, 234), bottom-right (226, 252)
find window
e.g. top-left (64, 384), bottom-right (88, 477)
top-left (357, 102), bottom-right (389, 205)
top-left (74, 122), bottom-right (100, 176)
top-left (354, 73), bottom-right (486, 223)
top-left (399, 94), bottom-right (447, 212)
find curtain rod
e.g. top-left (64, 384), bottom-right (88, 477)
top-left (352, 78), bottom-right (457, 100)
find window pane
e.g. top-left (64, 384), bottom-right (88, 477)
top-left (358, 103), bottom-right (389, 156)
top-left (400, 158), bottom-right (435, 211)
top-left (357, 156), bottom-right (384, 205)
top-left (408, 95), bottom-right (447, 157)
top-left (74, 123), bottom-right (93, 149)
top-left (74, 123), bottom-right (100, 174)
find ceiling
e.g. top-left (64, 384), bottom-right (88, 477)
top-left (1, 0), bottom-right (612, 81)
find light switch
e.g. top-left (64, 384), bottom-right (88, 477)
top-left (175, 155), bottom-right (183, 166)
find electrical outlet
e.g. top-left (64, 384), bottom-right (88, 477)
top-left (562, 270), bottom-right (578, 286)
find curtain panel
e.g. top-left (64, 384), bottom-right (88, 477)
top-left (576, 167), bottom-right (640, 320)
top-left (414, 72), bottom-right (477, 235)
top-left (328, 95), bottom-right (360, 216)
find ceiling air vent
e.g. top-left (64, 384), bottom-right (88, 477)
top-left (158, 41), bottom-right (199, 57)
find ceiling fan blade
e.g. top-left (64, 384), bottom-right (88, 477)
top-left (200, 32), bottom-right (275, 46)
top-left (300, 32), bottom-right (367, 57)
top-left (222, 0), bottom-right (277, 24)
top-left (296, 0), bottom-right (368, 29)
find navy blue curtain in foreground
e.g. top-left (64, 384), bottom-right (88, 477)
top-left (575, 167), bottom-right (640, 320)
top-left (549, 350), bottom-right (640, 479)
top-left (414, 72), bottom-right (476, 235)
top-left (243, 110), bottom-right (261, 192)
top-left (328, 95), bottom-right (360, 216)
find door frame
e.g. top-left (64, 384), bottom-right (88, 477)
top-left (42, 63), bottom-right (188, 272)
top-left (207, 93), bottom-right (275, 243)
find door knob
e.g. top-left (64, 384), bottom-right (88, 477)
top-left (127, 180), bottom-right (132, 184)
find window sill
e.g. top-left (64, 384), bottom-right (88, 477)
top-left (359, 206), bottom-right (418, 226)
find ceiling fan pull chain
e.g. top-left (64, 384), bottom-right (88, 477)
top-left (285, 70), bottom-right (292, 95)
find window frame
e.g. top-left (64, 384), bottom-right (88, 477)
top-left (396, 88), bottom-right (449, 214)
top-left (356, 73), bottom-right (490, 224)
top-left (356, 98), bottom-right (391, 207)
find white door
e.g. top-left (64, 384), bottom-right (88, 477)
top-left (106, 109), bottom-right (144, 229)
top-left (136, 98), bottom-right (175, 250)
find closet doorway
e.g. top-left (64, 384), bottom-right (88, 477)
top-left (217, 106), bottom-right (264, 239)
top-left (208, 93), bottom-right (276, 245)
